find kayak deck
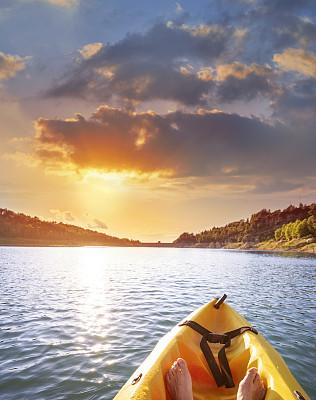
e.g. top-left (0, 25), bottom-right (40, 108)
top-left (114, 298), bottom-right (310, 400)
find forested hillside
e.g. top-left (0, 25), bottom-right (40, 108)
top-left (174, 203), bottom-right (316, 246)
top-left (0, 208), bottom-right (139, 246)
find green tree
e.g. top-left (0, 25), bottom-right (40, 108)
top-left (292, 219), bottom-right (301, 238)
top-left (275, 227), bottom-right (282, 240)
top-left (285, 222), bottom-right (293, 240)
top-left (295, 219), bottom-right (310, 238)
top-left (307, 216), bottom-right (316, 237)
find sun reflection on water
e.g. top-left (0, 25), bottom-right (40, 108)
top-left (76, 248), bottom-right (112, 339)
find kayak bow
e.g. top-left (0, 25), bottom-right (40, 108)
top-left (114, 296), bottom-right (310, 400)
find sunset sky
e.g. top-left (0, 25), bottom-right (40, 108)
top-left (1, 0), bottom-right (316, 242)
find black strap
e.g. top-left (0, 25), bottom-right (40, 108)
top-left (179, 320), bottom-right (258, 388)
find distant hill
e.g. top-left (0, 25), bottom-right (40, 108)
top-left (174, 203), bottom-right (316, 246)
top-left (0, 208), bottom-right (140, 246)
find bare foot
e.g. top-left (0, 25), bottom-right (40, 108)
top-left (166, 358), bottom-right (194, 400)
top-left (237, 367), bottom-right (266, 400)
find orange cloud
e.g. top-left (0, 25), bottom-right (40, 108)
top-left (79, 43), bottom-right (103, 60)
top-left (273, 48), bottom-right (316, 77)
top-left (197, 67), bottom-right (214, 81)
top-left (0, 52), bottom-right (29, 81)
top-left (216, 62), bottom-right (274, 81)
top-left (213, 62), bottom-right (276, 101)
top-left (31, 105), bottom-right (314, 187)
top-left (34, 108), bottom-right (174, 175)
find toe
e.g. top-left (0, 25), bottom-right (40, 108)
top-left (247, 367), bottom-right (259, 382)
top-left (177, 358), bottom-right (187, 371)
top-left (169, 367), bottom-right (175, 377)
top-left (253, 372), bottom-right (261, 384)
top-left (259, 386), bottom-right (267, 400)
top-left (247, 367), bottom-right (258, 375)
top-left (173, 362), bottom-right (180, 373)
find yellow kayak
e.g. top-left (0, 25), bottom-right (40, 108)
top-left (114, 296), bottom-right (310, 400)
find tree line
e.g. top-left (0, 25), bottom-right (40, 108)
top-left (174, 203), bottom-right (316, 246)
top-left (275, 216), bottom-right (316, 240)
top-left (0, 208), bottom-right (140, 246)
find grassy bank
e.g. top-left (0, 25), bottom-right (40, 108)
top-left (223, 238), bottom-right (316, 254)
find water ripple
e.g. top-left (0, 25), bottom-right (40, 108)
top-left (0, 247), bottom-right (315, 399)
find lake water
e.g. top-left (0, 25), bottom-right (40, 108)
top-left (0, 246), bottom-right (315, 399)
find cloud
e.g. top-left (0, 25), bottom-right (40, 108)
top-left (41, 5), bottom-right (316, 108)
top-left (44, 21), bottom-right (239, 106)
top-left (271, 77), bottom-right (316, 126)
top-left (274, 16), bottom-right (316, 47)
top-left (273, 48), bottom-right (316, 77)
top-left (0, 52), bottom-right (29, 80)
top-left (197, 67), bottom-right (215, 81)
top-left (238, 2), bottom-right (316, 65)
top-left (50, 209), bottom-right (75, 222)
top-left (79, 43), bottom-right (103, 60)
top-left (216, 62), bottom-right (274, 81)
top-left (88, 218), bottom-right (108, 230)
top-left (215, 62), bottom-right (276, 101)
top-left (38, 0), bottom-right (316, 108)
top-left (175, 2), bottom-right (183, 14)
top-left (48, 209), bottom-right (107, 230)
top-left (32, 106), bottom-right (315, 187)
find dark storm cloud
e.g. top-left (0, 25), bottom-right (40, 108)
top-left (216, 73), bottom-right (274, 102)
top-left (92, 22), bottom-right (232, 62)
top-left (33, 106), bottom-right (315, 185)
top-left (44, 21), bottom-right (235, 105)
top-left (238, 1), bottom-right (316, 65)
top-left (47, 75), bottom-right (95, 99)
top-left (106, 60), bottom-right (213, 106)
top-left (215, 63), bottom-right (276, 102)
top-left (272, 15), bottom-right (316, 49)
top-left (272, 78), bottom-right (316, 122)
top-left (43, 0), bottom-right (316, 107)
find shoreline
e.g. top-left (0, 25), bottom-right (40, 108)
top-left (192, 238), bottom-right (316, 254)
top-left (0, 237), bottom-right (315, 255)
